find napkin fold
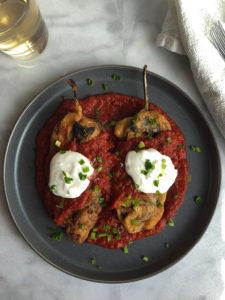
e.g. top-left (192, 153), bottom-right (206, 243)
top-left (156, 0), bottom-right (225, 139)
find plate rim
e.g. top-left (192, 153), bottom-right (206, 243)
top-left (3, 64), bottom-right (222, 283)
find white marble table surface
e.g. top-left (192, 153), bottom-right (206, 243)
top-left (0, 0), bottom-right (225, 299)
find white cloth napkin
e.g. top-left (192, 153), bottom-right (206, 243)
top-left (156, 0), bottom-right (225, 139)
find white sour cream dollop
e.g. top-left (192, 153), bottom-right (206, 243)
top-left (125, 148), bottom-right (177, 194)
top-left (49, 151), bottom-right (94, 198)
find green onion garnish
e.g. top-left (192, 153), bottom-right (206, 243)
top-left (59, 150), bottom-right (66, 154)
top-left (124, 200), bottom-right (129, 206)
top-left (177, 144), bottom-right (184, 149)
top-left (112, 227), bottom-right (117, 234)
top-left (127, 195), bottom-right (132, 199)
top-left (131, 219), bottom-right (139, 226)
top-left (153, 179), bottom-right (159, 187)
top-left (103, 224), bottom-right (111, 230)
top-left (50, 185), bottom-right (56, 193)
top-left (174, 195), bottom-right (179, 199)
top-left (79, 159), bottom-right (85, 165)
top-left (103, 83), bottom-right (108, 90)
top-left (94, 107), bottom-right (99, 119)
top-left (56, 198), bottom-right (64, 209)
top-left (123, 245), bottom-right (128, 254)
top-left (195, 196), bottom-right (201, 204)
top-left (97, 266), bottom-right (102, 270)
top-left (79, 224), bottom-right (85, 229)
top-left (91, 258), bottom-right (96, 264)
top-left (110, 120), bottom-right (116, 126)
top-left (91, 232), bottom-right (96, 240)
top-left (82, 166), bottom-right (90, 173)
top-left (149, 118), bottom-right (156, 125)
top-left (156, 200), bottom-right (163, 207)
top-left (93, 227), bottom-right (98, 232)
top-left (167, 217), bottom-right (174, 227)
top-left (166, 137), bottom-right (171, 143)
top-left (107, 234), bottom-right (112, 242)
top-left (165, 242), bottom-right (169, 248)
top-left (97, 166), bottom-right (103, 172)
top-left (96, 155), bottom-right (102, 163)
top-left (134, 183), bottom-right (140, 189)
top-left (156, 190), bottom-right (162, 196)
top-left (132, 199), bottom-right (139, 207)
top-left (98, 232), bottom-right (108, 237)
top-left (115, 151), bottom-right (119, 156)
top-left (94, 185), bottom-right (100, 192)
top-left (145, 159), bottom-right (155, 170)
top-left (112, 74), bottom-right (121, 80)
top-left (87, 78), bottom-right (94, 86)
top-left (116, 234), bottom-right (122, 240)
top-left (190, 145), bottom-right (201, 152)
top-left (62, 171), bottom-right (74, 184)
top-left (55, 140), bottom-right (61, 147)
top-left (99, 197), bottom-right (105, 204)
top-left (108, 172), bottom-right (115, 178)
top-left (138, 141), bottom-right (145, 149)
top-left (78, 172), bottom-right (87, 181)
top-left (142, 256), bottom-right (149, 262)
top-left (50, 228), bottom-right (63, 241)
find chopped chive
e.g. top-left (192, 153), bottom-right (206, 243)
top-left (156, 200), bottom-right (163, 207)
top-left (87, 78), bottom-right (94, 86)
top-left (94, 107), bottom-right (99, 119)
top-left (83, 128), bottom-right (88, 137)
top-left (78, 172), bottom-right (87, 181)
top-left (91, 258), bottom-right (96, 265)
top-left (162, 158), bottom-right (166, 163)
top-left (195, 146), bottom-right (201, 152)
top-left (123, 245), bottom-right (128, 254)
top-left (50, 185), bottom-right (56, 193)
top-left (93, 227), bottom-right (98, 232)
top-left (127, 195), bottom-right (132, 199)
top-left (141, 170), bottom-right (148, 176)
top-left (59, 150), bottom-right (66, 154)
top-left (62, 171), bottom-right (73, 184)
top-left (97, 166), bottom-right (103, 172)
top-left (177, 144), bottom-right (184, 149)
top-left (190, 145), bottom-right (201, 152)
top-left (165, 242), bottom-right (169, 248)
top-left (96, 155), bottom-right (102, 163)
top-left (149, 118), bottom-right (156, 125)
top-left (166, 137), bottom-right (171, 143)
top-left (55, 140), bottom-right (61, 147)
top-left (134, 148), bottom-right (140, 153)
top-left (97, 265), bottom-right (102, 270)
top-left (167, 217), bottom-right (174, 227)
top-left (134, 183), bottom-right (140, 189)
top-left (132, 199), bottom-right (139, 207)
top-left (110, 120), bottom-right (116, 126)
top-left (174, 195), bottom-right (179, 200)
top-left (115, 234), bottom-right (122, 240)
top-left (195, 196), bottom-right (201, 204)
top-left (128, 241), bottom-right (133, 245)
top-left (156, 190), bottom-right (162, 196)
top-left (79, 159), bottom-right (85, 165)
top-left (142, 256), bottom-right (149, 262)
top-left (82, 166), bottom-right (90, 173)
top-left (131, 219), bottom-right (139, 226)
top-left (112, 227), bottom-right (117, 234)
top-left (124, 200), bottom-right (129, 206)
top-left (103, 83), bottom-right (108, 90)
top-left (79, 224), bottom-right (85, 229)
top-left (103, 224), bottom-right (111, 230)
top-left (138, 141), bottom-right (145, 149)
top-left (147, 135), bottom-right (153, 139)
top-left (145, 159), bottom-right (155, 170)
top-left (115, 151), bottom-right (119, 156)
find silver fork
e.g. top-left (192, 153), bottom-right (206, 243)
top-left (210, 20), bottom-right (225, 59)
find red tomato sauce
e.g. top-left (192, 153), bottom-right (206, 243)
top-left (35, 93), bottom-right (188, 249)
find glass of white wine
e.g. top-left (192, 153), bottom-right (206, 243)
top-left (0, 0), bottom-right (48, 60)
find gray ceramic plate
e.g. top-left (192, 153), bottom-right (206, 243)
top-left (4, 65), bottom-right (221, 283)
